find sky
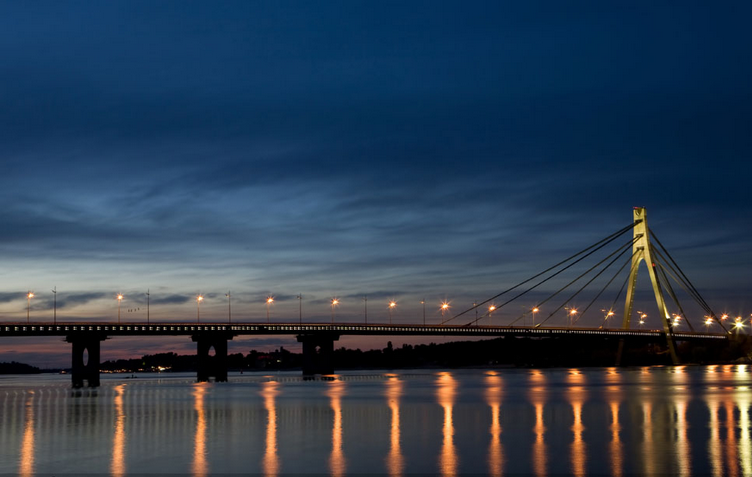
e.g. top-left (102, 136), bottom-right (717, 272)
top-left (0, 1), bottom-right (751, 367)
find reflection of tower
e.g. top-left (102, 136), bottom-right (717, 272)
top-left (261, 381), bottom-right (280, 477)
top-left (111, 385), bottom-right (126, 477)
top-left (385, 376), bottom-right (404, 476)
top-left (485, 373), bottom-right (503, 477)
top-left (529, 370), bottom-right (547, 477)
top-left (567, 370), bottom-right (587, 477)
top-left (193, 385), bottom-right (208, 477)
top-left (19, 392), bottom-right (35, 477)
top-left (327, 380), bottom-right (347, 477)
top-left (437, 372), bottom-right (458, 476)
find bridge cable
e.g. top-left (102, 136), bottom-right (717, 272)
top-left (650, 244), bottom-right (713, 316)
top-left (500, 236), bottom-right (639, 328)
top-left (648, 228), bottom-right (721, 324)
top-left (651, 255), bottom-right (727, 333)
top-left (605, 256), bottom-right (642, 327)
top-left (649, 243), bottom-right (723, 330)
top-left (577, 249), bottom-right (639, 328)
top-left (462, 232), bottom-right (638, 327)
top-left (443, 221), bottom-right (640, 325)
top-left (533, 237), bottom-right (639, 328)
top-left (652, 251), bottom-right (696, 332)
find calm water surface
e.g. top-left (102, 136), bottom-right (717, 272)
top-left (1, 365), bottom-right (751, 475)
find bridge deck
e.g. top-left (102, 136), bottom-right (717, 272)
top-left (0, 322), bottom-right (728, 341)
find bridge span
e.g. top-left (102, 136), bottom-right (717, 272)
top-left (0, 321), bottom-right (728, 387)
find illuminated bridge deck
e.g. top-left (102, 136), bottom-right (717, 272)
top-left (0, 322), bottom-right (729, 341)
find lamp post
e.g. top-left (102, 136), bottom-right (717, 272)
top-left (52, 287), bottom-right (56, 325)
top-left (196, 295), bottom-right (203, 323)
top-left (116, 294), bottom-right (124, 323)
top-left (331, 298), bottom-right (339, 323)
top-left (602, 309), bottom-right (615, 328)
top-left (266, 296), bottom-right (274, 323)
top-left (489, 305), bottom-right (496, 325)
top-left (421, 299), bottom-right (426, 325)
top-left (226, 291), bottom-right (231, 324)
top-left (364, 296), bottom-right (368, 324)
top-left (146, 289), bottom-right (150, 325)
top-left (638, 312), bottom-right (646, 330)
top-left (532, 307), bottom-right (539, 327)
top-left (297, 294), bottom-right (302, 324)
top-left (567, 308), bottom-right (578, 328)
top-left (440, 302), bottom-right (450, 321)
top-left (26, 291), bottom-right (34, 323)
top-left (388, 301), bottom-right (396, 324)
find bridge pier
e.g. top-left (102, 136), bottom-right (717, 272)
top-left (192, 333), bottom-right (232, 382)
top-left (297, 333), bottom-right (340, 375)
top-left (67, 333), bottom-right (106, 388)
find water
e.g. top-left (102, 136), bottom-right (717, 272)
top-left (1, 365), bottom-right (751, 475)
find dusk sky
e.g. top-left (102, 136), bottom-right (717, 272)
top-left (1, 2), bottom-right (751, 366)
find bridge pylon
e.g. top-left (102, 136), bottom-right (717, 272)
top-left (619, 207), bottom-right (679, 364)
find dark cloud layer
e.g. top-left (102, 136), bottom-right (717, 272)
top-left (0, 2), bottom-right (750, 365)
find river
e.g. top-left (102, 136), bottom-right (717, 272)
top-left (1, 365), bottom-right (750, 475)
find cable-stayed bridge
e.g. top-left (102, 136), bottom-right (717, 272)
top-left (0, 208), bottom-right (735, 387)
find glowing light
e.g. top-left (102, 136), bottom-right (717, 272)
top-left (607, 311), bottom-right (615, 317)
top-left (441, 302), bottom-right (450, 310)
top-left (197, 295), bottom-right (203, 302)
top-left (705, 318), bottom-right (713, 326)
top-left (27, 292), bottom-right (34, 299)
top-left (735, 321), bottom-right (744, 329)
top-left (389, 301), bottom-right (397, 308)
top-left (569, 309), bottom-right (578, 315)
top-left (532, 307), bottom-right (539, 313)
top-left (331, 299), bottom-right (339, 306)
top-left (267, 297), bottom-right (274, 304)
top-left (489, 305), bottom-right (497, 312)
top-left (117, 294), bottom-right (123, 301)
top-left (721, 314), bottom-right (729, 320)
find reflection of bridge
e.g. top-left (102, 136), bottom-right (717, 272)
top-left (1, 208), bottom-right (736, 386)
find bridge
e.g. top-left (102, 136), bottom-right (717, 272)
top-left (0, 208), bottom-right (737, 387)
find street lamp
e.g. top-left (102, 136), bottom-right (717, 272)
top-left (331, 298), bottom-right (339, 323)
top-left (704, 316), bottom-right (713, 330)
top-left (266, 296), bottom-right (274, 323)
top-left (226, 291), bottom-right (232, 324)
top-left (26, 291), bottom-right (34, 323)
top-left (297, 294), bottom-right (302, 324)
top-left (532, 307), bottom-right (539, 327)
top-left (364, 296), bottom-right (368, 324)
top-left (488, 305), bottom-right (496, 325)
top-left (117, 294), bottom-right (124, 324)
top-left (638, 312), bottom-right (646, 329)
top-left (440, 302), bottom-right (450, 321)
top-left (52, 287), bottom-right (57, 324)
top-left (421, 299), bottom-right (426, 325)
top-left (388, 301), bottom-right (396, 324)
top-left (196, 295), bottom-right (203, 323)
top-left (734, 319), bottom-right (745, 334)
top-left (602, 309), bottom-right (615, 328)
top-left (564, 307), bottom-right (577, 328)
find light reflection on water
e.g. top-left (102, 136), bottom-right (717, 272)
top-left (327, 378), bottom-right (346, 477)
top-left (261, 380), bottom-right (280, 477)
top-left (1, 366), bottom-right (752, 475)
top-left (437, 372), bottom-right (458, 476)
top-left (385, 375), bottom-right (403, 477)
